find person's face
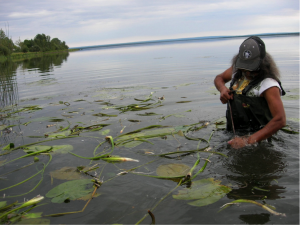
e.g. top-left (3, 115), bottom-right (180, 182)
top-left (241, 69), bottom-right (259, 80)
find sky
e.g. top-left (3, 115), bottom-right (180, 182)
top-left (0, 0), bottom-right (299, 48)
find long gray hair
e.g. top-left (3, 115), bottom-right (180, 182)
top-left (230, 52), bottom-right (281, 83)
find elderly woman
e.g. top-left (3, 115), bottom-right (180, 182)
top-left (214, 36), bottom-right (286, 149)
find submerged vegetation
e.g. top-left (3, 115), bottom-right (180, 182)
top-left (0, 83), bottom-right (296, 224)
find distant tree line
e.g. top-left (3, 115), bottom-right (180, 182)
top-left (0, 29), bottom-right (69, 56)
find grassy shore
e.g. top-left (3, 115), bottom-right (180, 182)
top-left (0, 49), bottom-right (79, 63)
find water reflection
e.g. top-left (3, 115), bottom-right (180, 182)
top-left (0, 60), bottom-right (18, 108)
top-left (20, 52), bottom-right (69, 74)
top-left (0, 53), bottom-right (69, 145)
top-left (216, 142), bottom-right (288, 224)
top-left (239, 213), bottom-right (270, 224)
top-left (224, 143), bottom-right (287, 201)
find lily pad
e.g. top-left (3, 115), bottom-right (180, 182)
top-left (156, 164), bottom-right (190, 177)
top-left (100, 129), bottom-right (110, 135)
top-left (23, 145), bottom-right (73, 154)
top-left (46, 179), bottom-right (94, 203)
top-left (0, 201), bottom-right (6, 208)
top-left (50, 167), bottom-right (83, 180)
top-left (23, 145), bottom-right (52, 154)
top-left (52, 145), bottom-right (74, 154)
top-left (173, 178), bottom-right (232, 207)
top-left (47, 130), bottom-right (71, 138)
top-left (116, 125), bottom-right (191, 148)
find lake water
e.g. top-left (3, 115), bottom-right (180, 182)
top-left (0, 35), bottom-right (299, 224)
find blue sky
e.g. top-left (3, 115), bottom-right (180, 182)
top-left (0, 0), bottom-right (299, 48)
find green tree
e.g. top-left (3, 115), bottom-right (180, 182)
top-left (0, 29), bottom-right (14, 56)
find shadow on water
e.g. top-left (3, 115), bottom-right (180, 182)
top-left (219, 142), bottom-right (287, 224)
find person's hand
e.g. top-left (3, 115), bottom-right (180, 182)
top-left (220, 87), bottom-right (233, 104)
top-left (228, 136), bottom-right (249, 149)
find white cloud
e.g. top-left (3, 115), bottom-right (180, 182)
top-left (8, 10), bottom-right (54, 18)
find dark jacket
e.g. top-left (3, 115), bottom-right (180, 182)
top-left (226, 75), bottom-right (285, 132)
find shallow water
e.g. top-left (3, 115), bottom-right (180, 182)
top-left (0, 35), bottom-right (299, 224)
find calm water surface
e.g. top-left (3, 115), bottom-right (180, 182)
top-left (0, 36), bottom-right (299, 224)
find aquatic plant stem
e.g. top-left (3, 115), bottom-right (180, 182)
top-left (135, 178), bottom-right (183, 225)
top-left (218, 199), bottom-right (286, 216)
top-left (7, 135), bottom-right (78, 152)
top-left (3, 153), bottom-right (52, 198)
top-left (0, 147), bottom-right (52, 167)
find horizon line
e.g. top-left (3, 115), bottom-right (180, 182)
top-left (69, 32), bottom-right (299, 50)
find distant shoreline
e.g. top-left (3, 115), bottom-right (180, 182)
top-left (69, 32), bottom-right (299, 51)
top-left (0, 49), bottom-right (78, 63)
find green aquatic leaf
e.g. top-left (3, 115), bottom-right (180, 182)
top-left (23, 145), bottom-right (52, 154)
top-left (173, 178), bottom-right (232, 207)
top-left (46, 179), bottom-right (94, 203)
top-left (136, 112), bottom-right (161, 116)
top-left (0, 125), bottom-right (7, 130)
top-left (100, 129), bottom-right (110, 135)
top-left (0, 201), bottom-right (6, 209)
top-left (116, 125), bottom-right (191, 148)
top-left (156, 164), bottom-right (190, 177)
top-left (2, 143), bottom-right (14, 150)
top-left (93, 113), bottom-right (118, 117)
top-left (214, 117), bottom-right (226, 130)
top-left (47, 130), bottom-right (71, 138)
top-left (287, 117), bottom-right (300, 122)
top-left (22, 212), bottom-right (43, 219)
top-left (50, 167), bottom-right (83, 180)
top-left (16, 218), bottom-right (50, 224)
top-left (176, 101), bottom-right (191, 103)
top-left (280, 127), bottom-right (299, 134)
top-left (52, 145), bottom-right (74, 154)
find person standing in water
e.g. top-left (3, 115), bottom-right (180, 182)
top-left (214, 36), bottom-right (286, 149)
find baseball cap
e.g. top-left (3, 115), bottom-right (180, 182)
top-left (235, 36), bottom-right (266, 71)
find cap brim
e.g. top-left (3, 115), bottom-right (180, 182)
top-left (235, 57), bottom-right (261, 71)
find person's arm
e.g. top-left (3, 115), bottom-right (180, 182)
top-left (228, 86), bottom-right (286, 149)
top-left (214, 67), bottom-right (233, 104)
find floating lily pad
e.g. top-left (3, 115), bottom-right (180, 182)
top-left (46, 179), bottom-right (94, 203)
top-left (116, 125), bottom-right (191, 148)
top-left (0, 125), bottom-right (7, 130)
top-left (52, 145), bottom-right (74, 154)
top-left (23, 145), bottom-right (52, 154)
top-left (22, 212), bottom-right (43, 219)
top-left (50, 167), bottom-right (83, 180)
top-left (77, 192), bottom-right (100, 201)
top-left (23, 145), bottom-right (73, 154)
top-left (47, 130), bottom-right (71, 138)
top-left (0, 201), bottom-right (6, 208)
top-left (214, 117), bottom-right (226, 130)
top-left (156, 164), bottom-right (190, 177)
top-left (100, 129), bottom-right (110, 135)
top-left (173, 178), bottom-right (232, 207)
